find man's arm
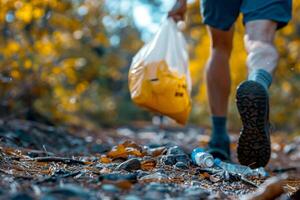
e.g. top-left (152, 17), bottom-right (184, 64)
top-left (168, 0), bottom-right (187, 22)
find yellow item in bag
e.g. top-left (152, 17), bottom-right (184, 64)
top-left (129, 60), bottom-right (191, 125)
top-left (128, 19), bottom-right (192, 125)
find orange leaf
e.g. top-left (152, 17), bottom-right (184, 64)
top-left (100, 155), bottom-right (112, 164)
top-left (126, 147), bottom-right (143, 157)
top-left (122, 140), bottom-right (143, 151)
top-left (107, 144), bottom-right (128, 159)
top-left (149, 147), bottom-right (166, 157)
top-left (141, 159), bottom-right (157, 171)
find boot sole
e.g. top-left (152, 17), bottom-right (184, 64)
top-left (236, 81), bottom-right (271, 168)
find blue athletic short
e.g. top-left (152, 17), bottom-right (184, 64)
top-left (200, 0), bottom-right (292, 31)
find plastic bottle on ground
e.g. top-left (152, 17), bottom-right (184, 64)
top-left (214, 158), bottom-right (269, 177)
top-left (191, 148), bottom-right (214, 168)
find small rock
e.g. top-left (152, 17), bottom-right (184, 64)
top-left (144, 190), bottom-right (165, 200)
top-left (101, 184), bottom-right (120, 193)
top-left (148, 147), bottom-right (166, 157)
top-left (208, 191), bottom-right (227, 199)
top-left (161, 155), bottom-right (176, 166)
top-left (167, 146), bottom-right (185, 155)
top-left (175, 154), bottom-right (190, 164)
top-left (191, 181), bottom-right (202, 186)
top-left (147, 143), bottom-right (163, 148)
top-left (115, 158), bottom-right (141, 171)
top-left (124, 195), bottom-right (142, 200)
top-left (209, 174), bottom-right (221, 183)
top-left (27, 150), bottom-right (54, 158)
top-left (137, 170), bottom-right (149, 179)
top-left (139, 172), bottom-right (169, 182)
top-left (283, 144), bottom-right (297, 155)
top-left (184, 186), bottom-right (210, 199)
top-left (146, 183), bottom-right (170, 193)
top-left (41, 184), bottom-right (91, 200)
top-left (154, 169), bottom-right (165, 174)
top-left (175, 162), bottom-right (189, 170)
top-left (117, 128), bottom-right (135, 137)
top-left (99, 173), bottom-right (138, 182)
top-left (10, 193), bottom-right (33, 200)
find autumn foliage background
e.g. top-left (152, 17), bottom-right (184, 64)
top-left (0, 0), bottom-right (299, 132)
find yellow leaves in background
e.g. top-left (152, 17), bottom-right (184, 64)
top-left (52, 67), bottom-right (62, 75)
top-left (53, 86), bottom-right (77, 113)
top-left (287, 40), bottom-right (300, 61)
top-left (32, 7), bottom-right (44, 19)
top-left (15, 3), bottom-right (33, 23)
top-left (15, 2), bottom-right (44, 23)
top-left (76, 82), bottom-right (88, 94)
top-left (4, 40), bottom-right (20, 57)
top-left (0, 0), bottom-right (133, 127)
top-left (35, 39), bottom-right (55, 57)
top-left (24, 59), bottom-right (32, 69)
top-left (281, 82), bottom-right (292, 95)
top-left (10, 70), bottom-right (21, 79)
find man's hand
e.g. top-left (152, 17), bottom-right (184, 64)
top-left (168, 0), bottom-right (187, 22)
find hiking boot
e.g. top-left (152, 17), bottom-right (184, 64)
top-left (236, 80), bottom-right (271, 168)
top-left (207, 136), bottom-right (231, 162)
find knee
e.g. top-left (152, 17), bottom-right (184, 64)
top-left (244, 36), bottom-right (279, 73)
top-left (245, 20), bottom-right (277, 43)
top-left (210, 37), bottom-right (233, 57)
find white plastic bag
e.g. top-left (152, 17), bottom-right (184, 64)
top-left (128, 18), bottom-right (192, 125)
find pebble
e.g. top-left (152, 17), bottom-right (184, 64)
top-left (136, 170), bottom-right (149, 179)
top-left (99, 173), bottom-right (138, 182)
top-left (175, 162), bottom-right (189, 170)
top-left (139, 172), bottom-right (169, 182)
top-left (184, 186), bottom-right (210, 199)
top-left (102, 184), bottom-right (120, 193)
top-left (41, 184), bottom-right (91, 200)
top-left (115, 158), bottom-right (141, 171)
top-left (160, 155), bottom-right (176, 166)
top-left (175, 154), bottom-right (190, 164)
top-left (167, 146), bottom-right (185, 155)
top-left (10, 193), bottom-right (33, 200)
top-left (146, 183), bottom-right (170, 193)
top-left (283, 143), bottom-right (297, 154)
top-left (144, 190), bottom-right (165, 200)
top-left (124, 195), bottom-right (142, 200)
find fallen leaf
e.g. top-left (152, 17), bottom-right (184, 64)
top-left (141, 159), bottom-right (156, 171)
top-left (100, 155), bottom-right (112, 163)
top-left (107, 144), bottom-right (128, 159)
top-left (149, 147), bottom-right (166, 157)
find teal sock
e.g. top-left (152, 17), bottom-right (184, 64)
top-left (212, 116), bottom-right (227, 137)
top-left (248, 69), bottom-right (272, 91)
top-left (210, 116), bottom-right (229, 147)
top-left (209, 116), bottom-right (230, 158)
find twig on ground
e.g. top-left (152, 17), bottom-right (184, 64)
top-left (0, 168), bottom-right (33, 179)
top-left (241, 176), bottom-right (259, 188)
top-left (35, 171), bottom-right (81, 184)
top-left (23, 157), bottom-right (85, 165)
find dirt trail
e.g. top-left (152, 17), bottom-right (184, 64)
top-left (0, 120), bottom-right (299, 199)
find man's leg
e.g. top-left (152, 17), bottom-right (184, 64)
top-left (206, 27), bottom-right (234, 160)
top-left (236, 20), bottom-right (277, 168)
